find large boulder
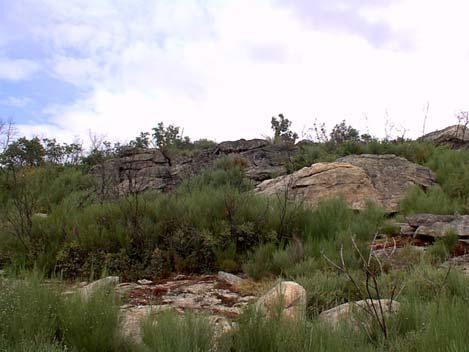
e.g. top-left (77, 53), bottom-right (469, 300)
top-left (337, 154), bottom-right (435, 212)
top-left (256, 281), bottom-right (306, 320)
top-left (256, 155), bottom-right (435, 212)
top-left (256, 162), bottom-right (380, 210)
top-left (319, 299), bottom-right (400, 329)
top-left (421, 125), bottom-right (469, 148)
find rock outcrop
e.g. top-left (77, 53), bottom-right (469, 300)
top-left (256, 155), bottom-right (435, 212)
top-left (319, 299), bottom-right (400, 329)
top-left (256, 281), bottom-right (306, 320)
top-left (256, 162), bottom-right (381, 210)
top-left (403, 214), bottom-right (469, 241)
top-left (117, 274), bottom-right (257, 342)
top-left (95, 140), bottom-right (297, 194)
top-left (337, 155), bottom-right (435, 211)
top-left (421, 125), bottom-right (469, 148)
top-left (78, 276), bottom-right (120, 300)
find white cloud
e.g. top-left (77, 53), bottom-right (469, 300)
top-left (0, 58), bottom-right (40, 81)
top-left (12, 0), bottom-right (469, 143)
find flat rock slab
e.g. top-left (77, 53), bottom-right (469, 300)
top-left (403, 214), bottom-right (469, 240)
top-left (117, 274), bottom-right (257, 343)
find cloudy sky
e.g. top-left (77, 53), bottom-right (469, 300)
top-left (0, 0), bottom-right (467, 144)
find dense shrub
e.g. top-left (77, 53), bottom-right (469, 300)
top-left (142, 311), bottom-right (214, 352)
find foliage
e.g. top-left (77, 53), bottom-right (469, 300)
top-left (59, 288), bottom-right (121, 352)
top-left (152, 122), bottom-right (190, 150)
top-left (329, 120), bottom-right (360, 144)
top-left (142, 311), bottom-right (214, 352)
top-left (0, 275), bottom-right (127, 351)
top-left (271, 114), bottom-right (298, 144)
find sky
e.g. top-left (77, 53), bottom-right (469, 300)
top-left (0, 0), bottom-right (467, 145)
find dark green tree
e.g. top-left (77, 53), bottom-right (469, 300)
top-left (270, 114), bottom-right (298, 144)
top-left (329, 120), bottom-right (360, 144)
top-left (1, 137), bottom-right (45, 167)
top-left (152, 122), bottom-right (190, 150)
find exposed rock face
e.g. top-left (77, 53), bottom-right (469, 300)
top-left (95, 140), bottom-right (297, 194)
top-left (319, 299), bottom-right (400, 329)
top-left (337, 155), bottom-right (435, 212)
top-left (117, 274), bottom-right (257, 342)
top-left (403, 214), bottom-right (469, 241)
top-left (256, 281), bottom-right (306, 320)
top-left (256, 155), bottom-right (435, 212)
top-left (256, 162), bottom-right (380, 210)
top-left (421, 125), bottom-right (469, 148)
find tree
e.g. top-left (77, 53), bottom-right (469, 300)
top-left (129, 132), bottom-right (150, 148)
top-left (329, 120), bottom-right (360, 144)
top-left (271, 114), bottom-right (298, 144)
top-left (152, 122), bottom-right (189, 150)
top-left (1, 137), bottom-right (45, 167)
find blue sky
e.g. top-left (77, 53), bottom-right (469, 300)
top-left (0, 0), bottom-right (468, 144)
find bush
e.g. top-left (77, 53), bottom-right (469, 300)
top-left (142, 311), bottom-right (214, 352)
top-left (426, 229), bottom-right (459, 264)
top-left (400, 186), bottom-right (463, 215)
top-left (0, 274), bottom-right (59, 348)
top-left (59, 287), bottom-right (122, 352)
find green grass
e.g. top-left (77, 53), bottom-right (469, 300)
top-left (0, 274), bottom-right (128, 352)
top-left (141, 311), bottom-right (214, 352)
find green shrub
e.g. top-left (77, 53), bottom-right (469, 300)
top-left (400, 186), bottom-right (463, 215)
top-left (242, 243), bottom-right (276, 280)
top-left (59, 288), bottom-right (121, 352)
top-left (426, 228), bottom-right (459, 264)
top-left (0, 274), bottom-right (59, 348)
top-left (304, 198), bottom-right (352, 242)
top-left (142, 311), bottom-right (214, 352)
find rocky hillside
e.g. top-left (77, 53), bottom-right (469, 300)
top-left (95, 139), bottom-right (297, 194)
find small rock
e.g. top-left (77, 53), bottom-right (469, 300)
top-left (319, 299), bottom-right (400, 329)
top-left (137, 279), bottom-right (153, 285)
top-left (256, 281), bottom-right (306, 320)
top-left (218, 271), bottom-right (243, 285)
top-left (120, 305), bottom-right (170, 343)
top-left (78, 276), bottom-right (120, 300)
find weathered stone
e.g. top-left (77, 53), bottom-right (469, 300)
top-left (404, 214), bottom-right (469, 240)
top-left (405, 214), bottom-right (456, 227)
top-left (117, 274), bottom-right (258, 342)
top-left (94, 139), bottom-right (297, 194)
top-left (319, 299), bottom-right (400, 328)
top-left (217, 139), bottom-right (269, 153)
top-left (78, 276), bottom-right (120, 300)
top-left (218, 271), bottom-right (244, 285)
top-left (421, 125), bottom-right (469, 149)
top-left (256, 162), bottom-right (380, 210)
top-left (256, 281), bottom-right (306, 320)
top-left (256, 155), bottom-right (435, 213)
top-left (337, 154), bottom-right (435, 212)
